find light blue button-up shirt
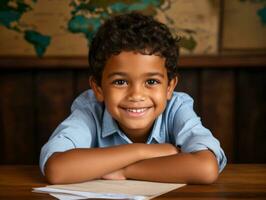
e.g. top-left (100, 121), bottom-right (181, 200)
top-left (40, 90), bottom-right (227, 175)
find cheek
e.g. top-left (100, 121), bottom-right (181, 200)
top-left (154, 85), bottom-right (169, 98)
top-left (104, 90), bottom-right (123, 106)
top-left (152, 90), bottom-right (168, 107)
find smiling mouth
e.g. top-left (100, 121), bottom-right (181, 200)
top-left (126, 108), bottom-right (148, 113)
top-left (121, 107), bottom-right (151, 117)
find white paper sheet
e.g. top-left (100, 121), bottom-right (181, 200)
top-left (33, 179), bottom-right (185, 200)
top-left (50, 193), bottom-right (88, 200)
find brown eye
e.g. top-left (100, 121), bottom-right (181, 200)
top-left (112, 80), bottom-right (127, 86)
top-left (146, 79), bottom-right (160, 85)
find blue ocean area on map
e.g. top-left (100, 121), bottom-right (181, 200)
top-left (0, 0), bottom-right (166, 57)
top-left (0, 0), bottom-right (51, 57)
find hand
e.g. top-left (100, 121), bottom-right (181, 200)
top-left (102, 169), bottom-right (126, 180)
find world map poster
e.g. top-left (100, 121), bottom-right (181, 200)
top-left (222, 0), bottom-right (266, 50)
top-left (0, 0), bottom-right (220, 57)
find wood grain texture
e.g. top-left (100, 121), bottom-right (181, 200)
top-left (0, 67), bottom-right (265, 164)
top-left (0, 165), bottom-right (49, 200)
top-left (158, 164), bottom-right (266, 200)
top-left (236, 69), bottom-right (266, 163)
top-left (35, 70), bottom-right (74, 157)
top-left (201, 69), bottom-right (235, 162)
top-left (176, 69), bottom-right (200, 114)
top-left (0, 71), bottom-right (35, 164)
top-left (0, 55), bottom-right (265, 69)
top-left (74, 70), bottom-right (90, 96)
top-left (0, 165), bottom-right (265, 200)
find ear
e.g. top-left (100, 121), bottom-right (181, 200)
top-left (89, 77), bottom-right (104, 102)
top-left (167, 76), bottom-right (178, 100)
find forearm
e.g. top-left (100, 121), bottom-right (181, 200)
top-left (44, 143), bottom-right (178, 184)
top-left (124, 150), bottom-right (219, 184)
top-left (45, 144), bottom-right (145, 184)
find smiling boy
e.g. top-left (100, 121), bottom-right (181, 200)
top-left (40, 12), bottom-right (226, 184)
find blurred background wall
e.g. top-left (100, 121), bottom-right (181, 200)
top-left (0, 0), bottom-right (265, 164)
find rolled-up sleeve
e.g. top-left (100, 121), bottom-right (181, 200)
top-left (170, 93), bottom-right (227, 172)
top-left (39, 109), bottom-right (96, 175)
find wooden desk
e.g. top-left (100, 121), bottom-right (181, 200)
top-left (0, 164), bottom-right (265, 200)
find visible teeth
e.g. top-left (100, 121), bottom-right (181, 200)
top-left (127, 108), bottom-right (146, 113)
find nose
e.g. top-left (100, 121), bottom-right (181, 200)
top-left (127, 84), bottom-right (145, 102)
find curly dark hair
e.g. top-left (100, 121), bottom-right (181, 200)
top-left (88, 12), bottom-right (179, 85)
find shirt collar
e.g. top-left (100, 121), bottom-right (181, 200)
top-left (101, 109), bottom-right (165, 143)
top-left (147, 114), bottom-right (165, 144)
top-left (102, 109), bottom-right (120, 138)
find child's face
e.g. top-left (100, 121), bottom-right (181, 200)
top-left (91, 51), bottom-right (177, 141)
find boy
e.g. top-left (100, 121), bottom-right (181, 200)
top-left (40, 12), bottom-right (226, 184)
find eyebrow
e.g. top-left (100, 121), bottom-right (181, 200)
top-left (107, 72), bottom-right (165, 78)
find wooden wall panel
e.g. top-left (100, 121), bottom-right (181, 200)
top-left (0, 67), bottom-right (265, 164)
top-left (201, 69), bottom-right (235, 162)
top-left (0, 71), bottom-right (35, 164)
top-left (74, 70), bottom-right (90, 96)
top-left (236, 69), bottom-right (266, 163)
top-left (176, 69), bottom-right (200, 114)
top-left (35, 71), bottom-right (74, 157)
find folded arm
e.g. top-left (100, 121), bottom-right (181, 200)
top-left (45, 142), bottom-right (218, 184)
top-left (123, 149), bottom-right (219, 184)
top-left (44, 143), bottom-right (178, 184)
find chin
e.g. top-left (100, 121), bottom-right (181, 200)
top-left (122, 121), bottom-right (153, 132)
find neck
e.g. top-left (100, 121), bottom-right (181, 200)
top-left (127, 134), bottom-right (148, 143)
top-left (116, 121), bottom-right (154, 143)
